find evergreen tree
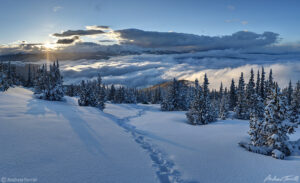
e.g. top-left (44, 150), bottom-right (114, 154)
top-left (229, 79), bottom-right (237, 110)
top-left (0, 62), bottom-right (9, 91)
top-left (289, 81), bottom-right (300, 125)
top-left (260, 67), bottom-right (266, 100)
top-left (95, 74), bottom-right (106, 110)
top-left (235, 72), bottom-right (247, 119)
top-left (161, 78), bottom-right (180, 111)
top-left (219, 94), bottom-right (229, 120)
top-left (108, 84), bottom-right (116, 102)
top-left (34, 61), bottom-right (64, 101)
top-left (256, 70), bottom-right (260, 95)
top-left (114, 87), bottom-right (125, 103)
top-left (186, 79), bottom-right (204, 125)
top-left (287, 80), bottom-right (293, 106)
top-left (26, 64), bottom-right (33, 87)
top-left (262, 85), bottom-right (297, 158)
top-left (78, 80), bottom-right (90, 106)
top-left (245, 69), bottom-right (256, 119)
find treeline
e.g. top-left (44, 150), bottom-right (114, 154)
top-left (160, 67), bottom-right (300, 159)
top-left (0, 61), bottom-right (163, 110)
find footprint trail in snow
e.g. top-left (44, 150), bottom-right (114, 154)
top-left (104, 105), bottom-right (191, 183)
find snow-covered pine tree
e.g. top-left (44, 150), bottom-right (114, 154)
top-left (289, 81), bottom-right (300, 126)
top-left (161, 78), bottom-right (180, 111)
top-left (0, 62), bottom-right (9, 91)
top-left (262, 84), bottom-right (297, 159)
top-left (124, 88), bottom-right (137, 104)
top-left (202, 74), bottom-right (216, 123)
top-left (287, 80), bottom-right (293, 106)
top-left (34, 64), bottom-right (46, 96)
top-left (26, 64), bottom-right (33, 87)
top-left (256, 70), bottom-right (260, 95)
top-left (235, 72), bottom-right (248, 119)
top-left (95, 74), bottom-right (106, 110)
top-left (219, 94), bottom-right (229, 120)
top-left (248, 110), bottom-right (264, 147)
top-left (186, 79), bottom-right (204, 125)
top-left (229, 79), bottom-right (237, 111)
top-left (260, 67), bottom-right (266, 100)
top-left (178, 81), bottom-right (189, 110)
top-left (78, 80), bottom-right (90, 106)
top-left (266, 69), bottom-right (274, 96)
top-left (151, 87), bottom-right (162, 104)
top-left (108, 84), bottom-right (116, 102)
top-left (48, 60), bottom-right (64, 101)
top-left (114, 87), bottom-right (125, 103)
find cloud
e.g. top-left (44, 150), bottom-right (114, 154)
top-left (86, 25), bottom-right (110, 30)
top-left (53, 6), bottom-right (62, 12)
top-left (116, 29), bottom-right (279, 51)
top-left (52, 29), bottom-right (105, 37)
top-left (37, 50), bottom-right (299, 89)
top-left (56, 36), bottom-right (80, 44)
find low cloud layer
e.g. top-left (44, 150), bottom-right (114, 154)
top-left (47, 50), bottom-right (300, 89)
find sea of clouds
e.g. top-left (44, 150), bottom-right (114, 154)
top-left (56, 49), bottom-right (300, 89)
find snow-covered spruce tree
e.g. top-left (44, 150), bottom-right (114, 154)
top-left (289, 81), bottom-right (300, 126)
top-left (95, 74), bottom-right (106, 110)
top-left (248, 111), bottom-right (264, 147)
top-left (266, 69), bottom-right (274, 96)
top-left (235, 72), bottom-right (248, 119)
top-left (229, 79), bottom-right (237, 111)
top-left (114, 87), bottom-right (125, 103)
top-left (287, 80), bottom-right (293, 106)
top-left (108, 84), bottom-right (116, 102)
top-left (151, 87), bottom-right (162, 104)
top-left (245, 69), bottom-right (256, 119)
top-left (26, 64), bottom-right (33, 87)
top-left (34, 64), bottom-right (46, 95)
top-left (124, 88), bottom-right (137, 104)
top-left (262, 84), bottom-right (297, 159)
top-left (34, 61), bottom-right (64, 101)
top-left (256, 70), bottom-right (260, 95)
top-left (78, 80), bottom-right (91, 106)
top-left (202, 74), bottom-right (216, 123)
top-left (219, 94), bottom-right (229, 120)
top-left (48, 60), bottom-right (64, 101)
top-left (260, 67), bottom-right (266, 100)
top-left (0, 62), bottom-right (9, 92)
top-left (161, 78), bottom-right (181, 111)
top-left (186, 79), bottom-right (204, 125)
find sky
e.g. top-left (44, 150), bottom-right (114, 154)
top-left (1, 0), bottom-right (300, 88)
top-left (1, 0), bottom-right (300, 44)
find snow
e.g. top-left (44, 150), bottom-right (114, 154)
top-left (106, 104), bottom-right (300, 183)
top-left (0, 87), bottom-right (156, 183)
top-left (1, 87), bottom-right (300, 183)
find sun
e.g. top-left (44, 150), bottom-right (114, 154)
top-left (43, 42), bottom-right (57, 50)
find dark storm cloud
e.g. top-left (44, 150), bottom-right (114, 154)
top-left (116, 29), bottom-right (279, 51)
top-left (56, 36), bottom-right (80, 44)
top-left (52, 29), bottom-right (105, 37)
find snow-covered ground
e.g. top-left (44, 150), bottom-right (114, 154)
top-left (0, 87), bottom-right (156, 183)
top-left (0, 87), bottom-right (300, 183)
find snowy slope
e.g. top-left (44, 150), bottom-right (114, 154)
top-left (105, 104), bottom-right (300, 183)
top-left (1, 88), bottom-right (299, 183)
top-left (0, 87), bottom-right (157, 183)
